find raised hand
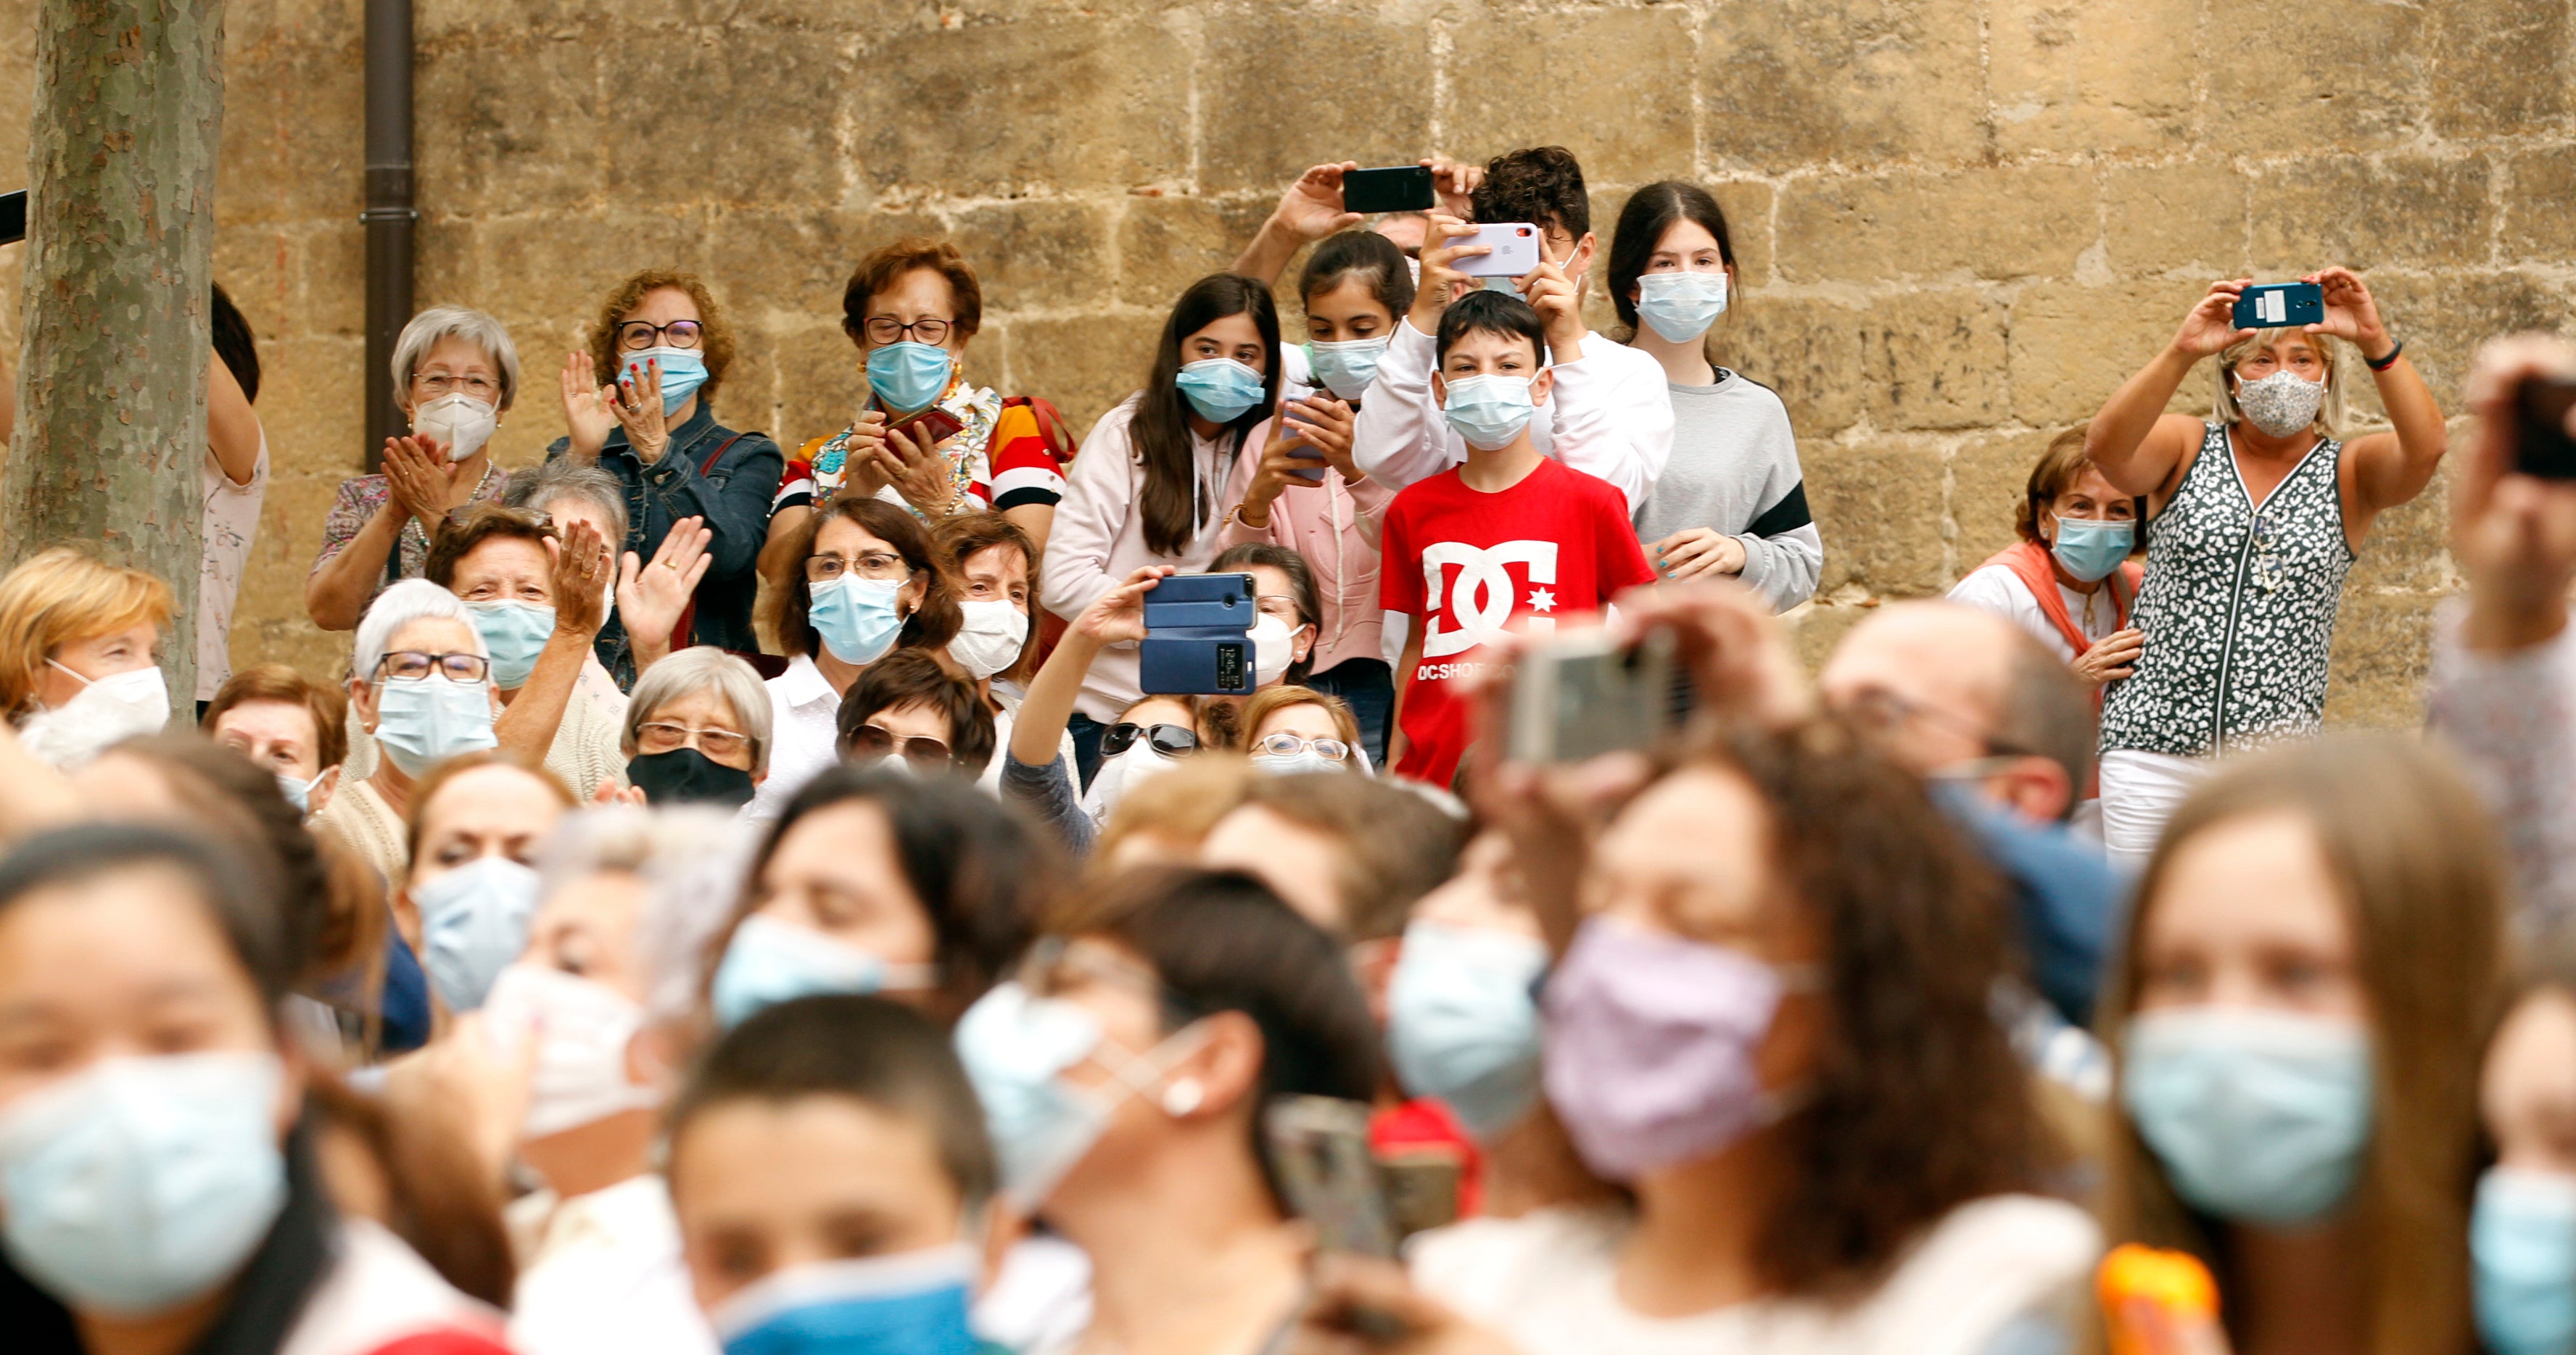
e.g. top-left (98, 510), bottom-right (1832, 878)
top-left (560, 350), bottom-right (616, 458)
top-left (1272, 161), bottom-right (1364, 242)
top-left (383, 434), bottom-right (463, 530)
top-left (548, 519), bottom-right (614, 637)
top-left (1519, 256), bottom-right (1586, 359)
top-left (611, 357), bottom-right (672, 463)
top-left (2457, 334), bottom-right (2576, 652)
top-left (1408, 215), bottom-right (1491, 331)
top-left (1072, 565), bottom-right (1173, 647)
top-left (2172, 278), bottom-right (2254, 358)
top-left (2073, 627), bottom-right (2146, 685)
top-left (618, 515), bottom-right (714, 661)
top-left (2305, 266), bottom-right (2392, 354)
top-left (1423, 156), bottom-right (1484, 218)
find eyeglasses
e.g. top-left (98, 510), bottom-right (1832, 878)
top-left (805, 551), bottom-right (912, 585)
top-left (847, 724), bottom-right (951, 768)
top-left (616, 319), bottom-right (704, 351)
top-left (375, 651), bottom-right (491, 684)
top-left (1099, 722), bottom-right (1198, 758)
top-left (636, 721), bottom-right (754, 761)
top-left (1255, 594), bottom-right (1306, 625)
top-left (411, 372), bottom-right (500, 400)
top-left (863, 316), bottom-right (952, 346)
top-left (1016, 937), bottom-right (1165, 1006)
top-left (1252, 732), bottom-right (1350, 763)
top-left (1829, 687), bottom-right (2028, 758)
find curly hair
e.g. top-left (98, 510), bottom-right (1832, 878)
top-left (842, 236), bottom-right (983, 347)
top-left (585, 268), bottom-right (738, 407)
top-left (1471, 146), bottom-right (1591, 241)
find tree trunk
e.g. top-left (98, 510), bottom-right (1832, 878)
top-left (5, 0), bottom-right (227, 702)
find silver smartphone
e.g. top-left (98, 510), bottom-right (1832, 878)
top-left (1506, 628), bottom-right (1683, 764)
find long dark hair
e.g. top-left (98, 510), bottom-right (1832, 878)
top-left (211, 283), bottom-right (261, 404)
top-left (1134, 275), bottom-right (1279, 557)
top-left (1606, 181), bottom-right (1736, 335)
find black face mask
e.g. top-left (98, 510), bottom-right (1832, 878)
top-left (627, 748), bottom-right (756, 808)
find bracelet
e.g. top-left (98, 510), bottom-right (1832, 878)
top-left (2364, 339), bottom-right (2403, 371)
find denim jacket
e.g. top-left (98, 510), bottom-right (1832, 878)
top-left (547, 404), bottom-right (783, 686)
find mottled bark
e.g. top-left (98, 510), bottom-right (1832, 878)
top-left (5, 0), bottom-right (226, 700)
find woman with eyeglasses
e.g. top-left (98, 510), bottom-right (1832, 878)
top-left (1238, 684), bottom-right (1366, 775)
top-left (746, 497), bottom-right (964, 822)
top-left (550, 270), bottom-right (784, 687)
top-left (621, 647), bottom-right (772, 808)
top-left (833, 649), bottom-right (997, 779)
top-left (307, 306), bottom-right (524, 633)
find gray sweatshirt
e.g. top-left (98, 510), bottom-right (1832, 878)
top-left (1631, 371), bottom-right (1822, 613)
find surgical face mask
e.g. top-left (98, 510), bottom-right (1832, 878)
top-left (1250, 613), bottom-right (1300, 687)
top-left (1542, 916), bottom-right (1819, 1180)
top-left (17, 662), bottom-right (171, 770)
top-left (1252, 748), bottom-right (1337, 777)
top-left (0, 1052), bottom-right (286, 1316)
top-left (627, 748), bottom-right (756, 808)
top-left (1308, 337), bottom-right (1390, 401)
top-left (2475, 1167), bottom-right (2576, 1355)
top-left (1175, 357), bottom-right (1265, 424)
top-left (371, 674), bottom-right (499, 776)
top-left (416, 855), bottom-right (542, 1012)
top-left (467, 600), bottom-right (556, 690)
top-left (947, 599), bottom-right (1027, 681)
top-left (276, 769), bottom-right (328, 817)
top-left (809, 576), bottom-right (906, 668)
top-left (711, 1243), bottom-right (979, 1355)
top-left (1388, 921), bottom-right (1549, 1140)
top-left (622, 346), bottom-right (709, 417)
top-left (2233, 368), bottom-right (2327, 438)
top-left (954, 981), bottom-right (1206, 1212)
top-left (1634, 271), bottom-right (1728, 344)
top-left (410, 391), bottom-right (498, 463)
top-left (482, 964), bottom-right (660, 1140)
top-left (710, 914), bottom-right (938, 1032)
top-left (864, 341), bottom-right (954, 417)
top-left (2049, 516), bottom-right (2135, 584)
top-left (1441, 374), bottom-right (1537, 451)
top-left (2122, 1006), bottom-right (2374, 1225)
top-left (1079, 742), bottom-right (1181, 824)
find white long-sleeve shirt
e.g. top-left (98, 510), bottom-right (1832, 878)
top-left (1350, 315), bottom-right (1674, 511)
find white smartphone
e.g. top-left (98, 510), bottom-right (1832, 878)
top-left (1452, 223), bottom-right (1545, 278)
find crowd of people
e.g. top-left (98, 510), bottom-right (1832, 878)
top-left (0, 139), bottom-right (2569, 1355)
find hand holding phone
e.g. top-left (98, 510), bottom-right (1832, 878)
top-left (1506, 629), bottom-right (1688, 764)
top-left (1264, 1097), bottom-right (1398, 1259)
top-left (1452, 223), bottom-right (1544, 278)
top-left (2232, 281), bottom-right (2324, 330)
top-left (2517, 374), bottom-right (2576, 481)
top-left (1340, 165), bottom-right (1437, 215)
top-left (1140, 571), bottom-right (1256, 695)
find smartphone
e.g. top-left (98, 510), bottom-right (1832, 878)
top-left (2232, 281), bottom-right (2324, 330)
top-left (889, 405), bottom-right (964, 444)
top-left (1141, 571), bottom-right (1255, 631)
top-left (2516, 374), bottom-right (2576, 481)
top-left (1452, 223), bottom-right (1544, 278)
top-left (1265, 1096), bottom-right (1398, 1259)
top-left (1341, 165), bottom-right (1436, 215)
top-left (1140, 572), bottom-right (1255, 696)
top-left (1506, 629), bottom-right (1685, 764)
top-left (0, 191), bottom-right (23, 247)
top-left (1376, 1150), bottom-right (1465, 1238)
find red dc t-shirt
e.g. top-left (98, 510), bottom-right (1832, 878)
top-left (1380, 457), bottom-right (1656, 786)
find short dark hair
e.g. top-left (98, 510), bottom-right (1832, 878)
top-left (211, 282), bottom-right (260, 404)
top-left (0, 823), bottom-right (292, 1011)
top-left (767, 496), bottom-right (963, 661)
top-left (1471, 146), bottom-right (1590, 241)
top-left (670, 994), bottom-right (999, 1211)
top-left (424, 502), bottom-right (556, 589)
top-left (930, 512), bottom-right (1041, 686)
top-left (1434, 288), bottom-right (1548, 368)
top-left (1298, 230), bottom-right (1416, 322)
top-left (1233, 775), bottom-right (1465, 942)
top-left (834, 648), bottom-right (996, 774)
top-left (842, 236), bottom-right (984, 346)
top-left (1605, 181), bottom-right (1737, 333)
top-left (1994, 635), bottom-right (2096, 819)
top-left (1209, 542), bottom-right (1321, 685)
top-left (204, 663), bottom-right (350, 771)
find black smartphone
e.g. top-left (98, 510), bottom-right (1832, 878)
top-left (0, 191), bottom-right (25, 246)
top-left (2232, 281), bottom-right (2324, 330)
top-left (1341, 165), bottom-right (1436, 215)
top-left (2517, 375), bottom-right (2576, 481)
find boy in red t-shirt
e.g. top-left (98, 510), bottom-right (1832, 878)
top-left (1380, 289), bottom-right (1657, 786)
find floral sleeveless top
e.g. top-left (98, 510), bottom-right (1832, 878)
top-left (2098, 421), bottom-right (2354, 758)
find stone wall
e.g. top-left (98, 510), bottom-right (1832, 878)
top-left (6, 0), bottom-right (2575, 723)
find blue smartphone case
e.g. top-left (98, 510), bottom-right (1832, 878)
top-left (1141, 630), bottom-right (1254, 695)
top-left (1142, 572), bottom-right (1256, 631)
top-left (2233, 283), bottom-right (2324, 330)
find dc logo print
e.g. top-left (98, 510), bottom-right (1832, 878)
top-left (1420, 540), bottom-right (1559, 658)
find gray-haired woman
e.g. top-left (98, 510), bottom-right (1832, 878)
top-left (620, 646), bottom-right (772, 808)
top-left (305, 305), bottom-right (523, 631)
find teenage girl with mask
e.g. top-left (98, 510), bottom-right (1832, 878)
top-left (388, 750), bottom-right (577, 1019)
top-left (2473, 929), bottom-right (2576, 1355)
top-left (1949, 427), bottom-right (2145, 689)
top-left (930, 512), bottom-right (1080, 788)
top-left (1041, 273), bottom-right (1281, 783)
top-left (1609, 181), bottom-right (1822, 613)
top-left (2098, 735), bottom-right (2501, 1355)
top-left (744, 496), bottom-right (962, 821)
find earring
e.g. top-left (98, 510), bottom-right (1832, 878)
top-left (1162, 1079), bottom-right (1205, 1116)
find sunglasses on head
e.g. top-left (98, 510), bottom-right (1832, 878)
top-left (847, 724), bottom-right (952, 768)
top-left (1099, 722), bottom-right (1198, 758)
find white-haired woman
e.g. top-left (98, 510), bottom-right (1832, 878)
top-left (2084, 268), bottom-right (2445, 864)
top-left (619, 647), bottom-right (772, 808)
top-left (309, 579), bottom-right (510, 882)
top-left (307, 306), bottom-right (524, 631)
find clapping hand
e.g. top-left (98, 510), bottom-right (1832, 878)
top-left (618, 515), bottom-right (714, 662)
top-left (560, 350), bottom-right (616, 458)
top-left (383, 434), bottom-right (466, 530)
top-left (612, 357), bottom-right (672, 463)
top-left (548, 519), bottom-right (614, 637)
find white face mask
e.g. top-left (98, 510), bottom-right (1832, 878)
top-left (947, 599), bottom-right (1028, 681)
top-left (411, 392), bottom-right (499, 463)
top-left (480, 964), bottom-right (660, 1140)
top-left (1081, 743), bottom-right (1181, 824)
top-left (17, 663), bottom-right (170, 770)
top-left (1250, 614), bottom-right (1301, 687)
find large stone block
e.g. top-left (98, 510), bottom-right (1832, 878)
top-left (2007, 278), bottom-right (2212, 427)
top-left (1987, 0), bottom-right (2197, 155)
top-left (1785, 599), bottom-right (1871, 675)
top-left (2345, 449), bottom-right (2452, 595)
top-left (1701, 0), bottom-right (1989, 173)
top-left (1801, 433), bottom-right (1952, 596)
top-left (2430, 0), bottom-right (2574, 138)
top-left (2358, 272), bottom-right (2575, 411)
top-left (1732, 289), bottom-right (2011, 436)
top-left (469, 211), bottom-right (709, 342)
top-left (851, 16), bottom-right (1192, 199)
top-left (2503, 146), bottom-right (2576, 263)
top-left (2322, 589), bottom-right (2443, 731)
top-left (1775, 163), bottom-right (2096, 284)
top-left (1115, 195), bottom-right (1276, 310)
top-left (218, 38), bottom-right (366, 228)
top-left (951, 200), bottom-right (1115, 312)
top-left (416, 36), bottom-right (603, 218)
top-left (2202, 0), bottom-right (2426, 149)
top-left (1004, 312), bottom-right (1170, 438)
top-left (605, 33), bottom-right (847, 210)
top-left (1726, 292), bottom-right (1870, 438)
top-left (1949, 427), bottom-right (2058, 568)
top-left (1446, 6), bottom-right (1696, 187)
top-left (2250, 154), bottom-right (2496, 273)
top-left (1195, 1), bottom-right (1435, 195)
top-left (296, 221), bottom-right (371, 342)
top-left (2104, 160), bottom-right (2247, 278)
top-left (768, 318), bottom-right (885, 455)
top-left (703, 207), bottom-right (947, 321)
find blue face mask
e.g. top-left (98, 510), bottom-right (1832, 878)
top-left (467, 600), bottom-right (556, 689)
top-left (1175, 357), bottom-right (1266, 423)
top-left (373, 674), bottom-right (499, 776)
top-left (809, 576), bottom-right (907, 666)
top-left (416, 855), bottom-right (542, 1012)
top-left (276, 770), bottom-right (326, 816)
top-left (2476, 1167), bottom-right (2576, 1355)
top-left (2050, 517), bottom-right (2136, 584)
top-left (865, 341), bottom-right (954, 416)
top-left (951, 980), bottom-right (1210, 1214)
top-left (0, 1052), bottom-right (287, 1316)
top-left (1634, 271), bottom-right (1729, 343)
top-left (2123, 1006), bottom-right (2374, 1225)
top-left (710, 915), bottom-right (938, 1031)
top-left (1308, 337), bottom-right (1390, 401)
top-left (1387, 921), bottom-right (1549, 1140)
top-left (623, 346), bottom-right (708, 416)
top-left (1442, 374), bottom-right (1538, 451)
top-left (714, 1243), bottom-right (981, 1355)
